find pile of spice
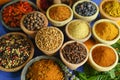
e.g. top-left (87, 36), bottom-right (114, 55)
top-left (102, 1), bottom-right (120, 17)
top-left (62, 42), bottom-right (87, 64)
top-left (75, 1), bottom-right (97, 16)
top-left (92, 46), bottom-right (116, 67)
top-left (95, 22), bottom-right (118, 40)
top-left (26, 59), bottom-right (64, 80)
top-left (67, 20), bottom-right (89, 39)
top-left (23, 12), bottom-right (48, 31)
top-left (49, 5), bottom-right (71, 21)
top-left (35, 27), bottom-right (63, 52)
top-left (2, 1), bottom-right (35, 28)
top-left (0, 34), bottom-right (32, 69)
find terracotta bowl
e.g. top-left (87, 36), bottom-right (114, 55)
top-left (99, 0), bottom-right (120, 21)
top-left (20, 11), bottom-right (48, 38)
top-left (0, 32), bottom-right (34, 72)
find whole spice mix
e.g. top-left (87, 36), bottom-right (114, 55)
top-left (26, 59), bottom-right (64, 80)
top-left (2, 1), bottom-right (35, 28)
top-left (95, 22), bottom-right (118, 40)
top-left (49, 5), bottom-right (71, 21)
top-left (92, 46), bottom-right (116, 67)
top-left (0, 33), bottom-right (32, 69)
top-left (35, 27), bottom-right (63, 52)
top-left (62, 42), bottom-right (87, 64)
top-left (23, 12), bottom-right (48, 31)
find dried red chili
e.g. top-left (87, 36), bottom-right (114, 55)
top-left (2, 1), bottom-right (35, 28)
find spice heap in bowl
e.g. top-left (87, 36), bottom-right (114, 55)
top-left (99, 0), bottom-right (120, 21)
top-left (35, 27), bottom-right (64, 55)
top-left (20, 11), bottom-right (48, 38)
top-left (92, 19), bottom-right (120, 45)
top-left (60, 41), bottom-right (88, 70)
top-left (72, 0), bottom-right (99, 22)
top-left (0, 32), bottom-right (34, 72)
top-left (46, 3), bottom-right (73, 27)
top-left (1, 0), bottom-right (37, 31)
top-left (36, 0), bottom-right (73, 14)
top-left (65, 19), bottom-right (91, 42)
top-left (89, 44), bottom-right (118, 71)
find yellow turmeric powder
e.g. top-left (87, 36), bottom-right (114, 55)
top-left (103, 0), bottom-right (120, 17)
top-left (95, 22), bottom-right (118, 40)
top-left (49, 5), bottom-right (71, 21)
top-left (92, 46), bottom-right (116, 67)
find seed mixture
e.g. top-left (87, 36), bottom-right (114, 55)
top-left (0, 34), bottom-right (31, 69)
top-left (62, 42), bottom-right (87, 64)
top-left (23, 12), bottom-right (47, 31)
top-left (26, 59), bottom-right (64, 80)
top-left (75, 1), bottom-right (97, 16)
top-left (35, 27), bottom-right (63, 51)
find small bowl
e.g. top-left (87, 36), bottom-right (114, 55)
top-left (89, 44), bottom-right (118, 71)
top-left (65, 19), bottom-right (91, 42)
top-left (36, 0), bottom-right (73, 14)
top-left (0, 32), bottom-right (34, 72)
top-left (60, 41), bottom-right (88, 70)
top-left (0, 0), bottom-right (38, 31)
top-left (72, 0), bottom-right (99, 22)
top-left (20, 11), bottom-right (48, 38)
top-left (92, 19), bottom-right (120, 45)
top-left (99, 0), bottom-right (120, 21)
top-left (21, 55), bottom-right (69, 80)
top-left (46, 4), bottom-right (73, 27)
top-left (35, 27), bottom-right (64, 55)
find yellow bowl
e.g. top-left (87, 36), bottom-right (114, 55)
top-left (46, 4), bottom-right (73, 27)
top-left (99, 0), bottom-right (120, 21)
top-left (92, 19), bottom-right (120, 45)
top-left (89, 44), bottom-right (118, 71)
top-left (72, 0), bottom-right (99, 22)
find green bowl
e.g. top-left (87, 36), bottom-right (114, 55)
top-left (0, 0), bottom-right (38, 31)
top-left (21, 55), bottom-right (69, 80)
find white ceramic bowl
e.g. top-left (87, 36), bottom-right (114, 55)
top-left (65, 19), bottom-right (91, 42)
top-left (72, 0), bottom-right (99, 22)
top-left (60, 41), bottom-right (88, 70)
top-left (46, 4), bottom-right (73, 27)
top-left (89, 44), bottom-right (118, 71)
top-left (92, 19), bottom-right (120, 45)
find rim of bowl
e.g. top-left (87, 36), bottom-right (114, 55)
top-left (21, 55), bottom-right (68, 80)
top-left (65, 19), bottom-right (91, 42)
top-left (35, 27), bottom-right (64, 55)
top-left (72, 0), bottom-right (99, 18)
top-left (89, 44), bottom-right (118, 71)
top-left (99, 0), bottom-right (120, 21)
top-left (60, 41), bottom-right (88, 66)
top-left (92, 19), bottom-right (120, 45)
top-left (0, 0), bottom-right (38, 31)
top-left (46, 4), bottom-right (73, 23)
top-left (20, 11), bottom-right (48, 34)
top-left (0, 32), bottom-right (34, 72)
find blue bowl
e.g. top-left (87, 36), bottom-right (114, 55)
top-left (0, 0), bottom-right (38, 31)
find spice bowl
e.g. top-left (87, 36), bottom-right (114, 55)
top-left (0, 32), bottom-right (34, 72)
top-left (60, 41), bottom-right (88, 70)
top-left (92, 19), bottom-right (120, 45)
top-left (20, 11), bottom-right (48, 38)
top-left (72, 0), bottom-right (99, 22)
top-left (99, 0), bottom-right (120, 21)
top-left (21, 55), bottom-right (69, 80)
top-left (0, 0), bottom-right (38, 31)
top-left (65, 19), bottom-right (91, 42)
top-left (35, 27), bottom-right (64, 56)
top-left (89, 44), bottom-right (118, 71)
top-left (46, 4), bottom-right (73, 27)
